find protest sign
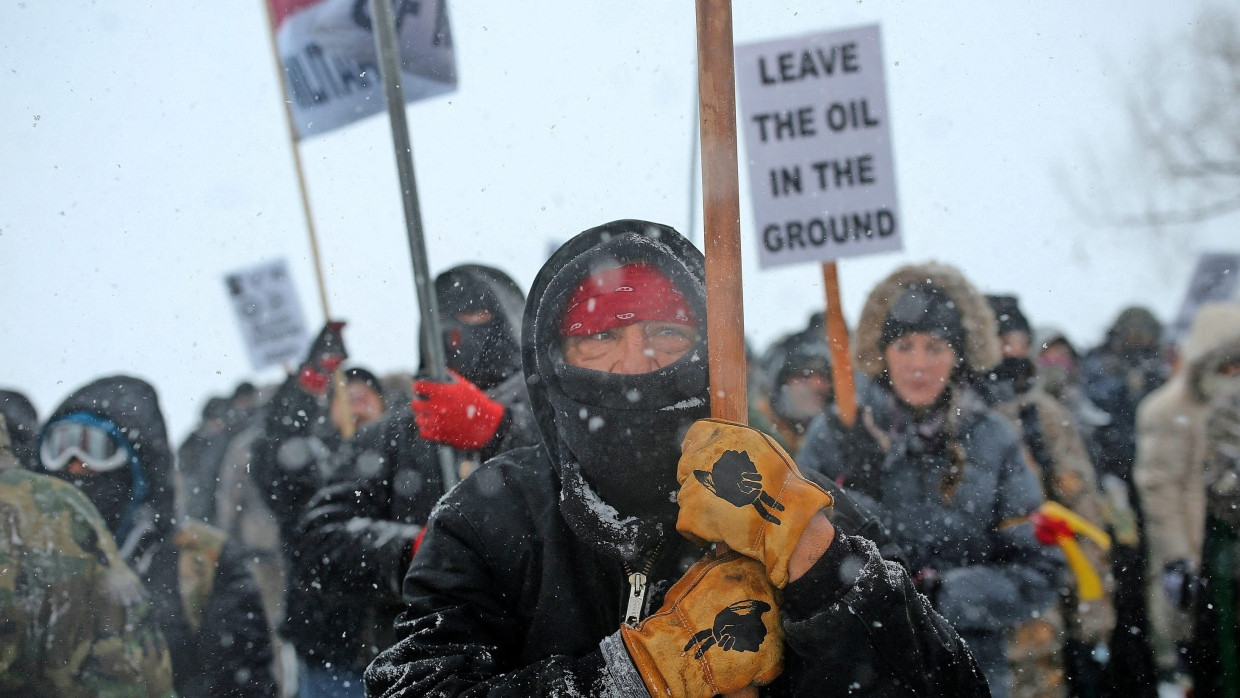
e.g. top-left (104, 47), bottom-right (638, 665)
top-left (225, 258), bottom-right (310, 371)
top-left (736, 25), bottom-right (901, 268)
top-left (268, 0), bottom-right (457, 140)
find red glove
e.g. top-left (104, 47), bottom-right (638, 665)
top-left (298, 321), bottom-right (347, 395)
top-left (411, 370), bottom-right (504, 450)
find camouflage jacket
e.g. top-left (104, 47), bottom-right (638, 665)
top-left (0, 468), bottom-right (176, 697)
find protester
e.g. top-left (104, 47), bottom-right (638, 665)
top-left (983, 295), bottom-right (1115, 698)
top-left (36, 374), bottom-right (276, 697)
top-left (1134, 302), bottom-right (1240, 692)
top-left (329, 367), bottom-right (388, 437)
top-left (755, 319), bottom-right (835, 453)
top-left (177, 395), bottom-right (235, 523)
top-left (0, 416), bottom-right (176, 697)
top-left (797, 262), bottom-right (1062, 698)
top-left (1033, 330), bottom-right (1117, 482)
top-left (292, 263), bottom-right (539, 696)
top-left (209, 381), bottom-right (297, 696)
top-left (1083, 306), bottom-right (1171, 485)
top-left (1192, 381), bottom-right (1240, 698)
top-left (363, 220), bottom-right (988, 697)
top-left (1064, 309), bottom-right (1167, 697)
top-left (249, 321), bottom-right (396, 696)
top-left (0, 389), bottom-right (39, 470)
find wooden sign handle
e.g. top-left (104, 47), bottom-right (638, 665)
top-left (696, 3), bottom-right (760, 697)
top-left (821, 262), bottom-right (858, 427)
top-left (697, 0), bottom-right (747, 426)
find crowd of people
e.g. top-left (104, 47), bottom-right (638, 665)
top-left (2, 219), bottom-right (1238, 698)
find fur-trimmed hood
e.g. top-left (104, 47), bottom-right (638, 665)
top-left (1182, 302), bottom-right (1240, 403)
top-left (855, 261), bottom-right (1001, 379)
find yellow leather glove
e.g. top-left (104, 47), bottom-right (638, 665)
top-left (620, 551), bottom-right (783, 697)
top-left (676, 418), bottom-right (834, 588)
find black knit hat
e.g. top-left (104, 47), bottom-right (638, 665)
top-left (341, 366), bottom-right (385, 406)
top-left (879, 284), bottom-right (967, 355)
top-left (986, 294), bottom-right (1031, 337)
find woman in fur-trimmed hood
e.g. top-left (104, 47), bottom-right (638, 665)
top-left (798, 261), bottom-right (1062, 698)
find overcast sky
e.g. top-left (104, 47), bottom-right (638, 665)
top-left (3, 1), bottom-right (1237, 441)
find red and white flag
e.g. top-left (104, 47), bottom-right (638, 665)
top-left (269, 0), bottom-right (457, 140)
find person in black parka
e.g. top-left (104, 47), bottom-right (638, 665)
top-left (363, 220), bottom-right (989, 697)
top-left (37, 374), bottom-right (275, 698)
top-left (289, 264), bottom-right (540, 692)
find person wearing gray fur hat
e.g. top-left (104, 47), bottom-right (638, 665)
top-left (798, 261), bottom-right (1063, 698)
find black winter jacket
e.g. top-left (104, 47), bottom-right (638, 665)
top-left (291, 368), bottom-right (539, 668)
top-left (363, 445), bottom-right (988, 697)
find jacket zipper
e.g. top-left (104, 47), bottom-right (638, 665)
top-left (623, 571), bottom-right (648, 627)
top-left (622, 541), bottom-right (664, 627)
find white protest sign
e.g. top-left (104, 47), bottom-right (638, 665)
top-left (1168, 252), bottom-right (1240, 343)
top-left (736, 24), bottom-right (901, 268)
top-left (269, 0), bottom-right (457, 140)
top-left (224, 259), bottom-right (311, 371)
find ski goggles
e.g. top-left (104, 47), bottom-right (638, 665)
top-left (40, 417), bottom-right (130, 473)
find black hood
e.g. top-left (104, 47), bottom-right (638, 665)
top-left (523, 220), bottom-right (710, 564)
top-left (0, 389), bottom-right (39, 469)
top-left (38, 375), bottom-right (177, 538)
top-left (423, 264), bottom-right (526, 390)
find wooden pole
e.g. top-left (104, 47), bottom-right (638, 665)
top-left (696, 0), bottom-right (747, 425)
top-left (262, 0), bottom-right (353, 438)
top-left (821, 262), bottom-right (858, 427)
top-left (261, 0), bottom-right (332, 321)
top-left (696, 3), bottom-right (761, 696)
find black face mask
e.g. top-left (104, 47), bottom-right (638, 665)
top-left (547, 348), bottom-right (710, 523)
top-left (436, 273), bottom-right (522, 390)
top-left (441, 317), bottom-right (521, 390)
top-left (67, 470), bottom-right (134, 539)
top-left (992, 357), bottom-right (1031, 384)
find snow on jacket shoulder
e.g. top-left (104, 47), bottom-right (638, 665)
top-left (363, 445), bottom-right (988, 698)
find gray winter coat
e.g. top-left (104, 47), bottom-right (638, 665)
top-left (797, 261), bottom-right (1062, 697)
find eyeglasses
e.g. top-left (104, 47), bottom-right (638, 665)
top-left (40, 420), bottom-right (129, 473)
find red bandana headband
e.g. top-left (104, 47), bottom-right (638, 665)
top-left (561, 263), bottom-right (697, 337)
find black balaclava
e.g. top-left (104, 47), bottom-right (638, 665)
top-left (524, 220), bottom-right (709, 565)
top-left (432, 265), bottom-right (525, 390)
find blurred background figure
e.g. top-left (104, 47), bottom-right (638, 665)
top-left (1, 415), bottom-right (176, 697)
top-left (1134, 302), bottom-right (1240, 696)
top-left (36, 375), bottom-right (275, 697)
top-left (983, 294), bottom-right (1115, 698)
top-left (177, 382), bottom-right (264, 525)
top-left (1080, 306), bottom-right (1172, 698)
top-left (329, 367), bottom-right (388, 437)
top-left (1192, 381), bottom-right (1240, 698)
top-left (755, 313), bottom-right (835, 453)
top-left (0, 389), bottom-right (39, 470)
